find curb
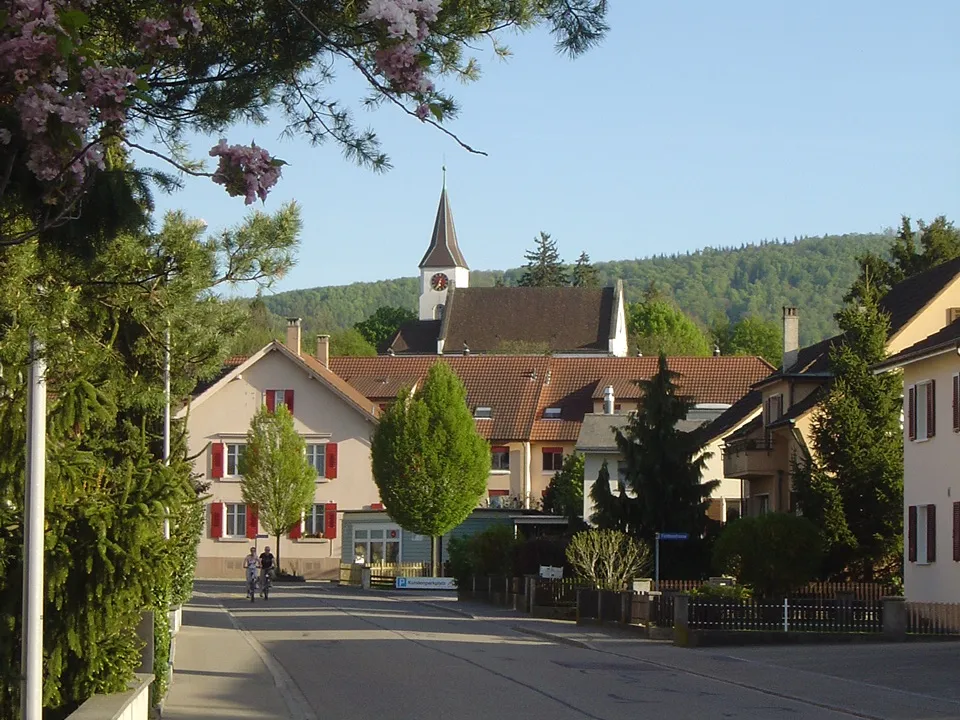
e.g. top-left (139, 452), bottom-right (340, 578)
top-left (511, 625), bottom-right (595, 650)
top-left (414, 601), bottom-right (478, 619)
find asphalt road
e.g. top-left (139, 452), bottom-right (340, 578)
top-left (185, 581), bottom-right (960, 720)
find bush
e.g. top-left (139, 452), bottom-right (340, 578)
top-left (689, 583), bottom-right (752, 600)
top-left (445, 524), bottom-right (518, 585)
top-left (514, 535), bottom-right (571, 577)
top-left (565, 529), bottom-right (651, 590)
top-left (712, 513), bottom-right (822, 598)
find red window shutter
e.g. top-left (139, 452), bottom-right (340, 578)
top-left (210, 502), bottom-right (224, 539)
top-left (543, 447), bottom-right (563, 453)
top-left (246, 504), bottom-right (259, 539)
top-left (491, 446), bottom-right (509, 453)
top-left (908, 386), bottom-right (916, 441)
top-left (325, 442), bottom-right (338, 479)
top-left (908, 505), bottom-right (917, 562)
top-left (211, 442), bottom-right (224, 479)
top-left (284, 389), bottom-right (295, 413)
top-left (953, 375), bottom-right (960, 432)
top-left (488, 490), bottom-right (510, 497)
top-left (953, 501), bottom-right (960, 562)
top-left (323, 503), bottom-right (338, 539)
top-left (927, 380), bottom-right (936, 438)
top-left (370, 502), bottom-right (384, 511)
top-left (927, 504), bottom-right (937, 563)
top-left (265, 389), bottom-right (276, 413)
top-left (289, 515), bottom-right (303, 540)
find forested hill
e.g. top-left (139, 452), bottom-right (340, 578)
top-left (263, 232), bottom-right (893, 346)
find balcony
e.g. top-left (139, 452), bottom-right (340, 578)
top-left (722, 436), bottom-right (779, 478)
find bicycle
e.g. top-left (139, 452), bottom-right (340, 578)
top-left (260, 568), bottom-right (272, 601)
top-left (247, 572), bottom-right (258, 603)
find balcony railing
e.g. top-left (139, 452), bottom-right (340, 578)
top-left (723, 437), bottom-right (774, 456)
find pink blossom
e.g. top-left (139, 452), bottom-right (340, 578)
top-left (182, 6), bottom-right (203, 34)
top-left (209, 140), bottom-right (284, 204)
top-left (415, 102), bottom-right (429, 120)
top-left (360, 0), bottom-right (440, 94)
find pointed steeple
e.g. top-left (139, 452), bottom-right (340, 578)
top-left (419, 182), bottom-right (468, 269)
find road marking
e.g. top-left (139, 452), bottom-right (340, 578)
top-left (193, 590), bottom-right (317, 720)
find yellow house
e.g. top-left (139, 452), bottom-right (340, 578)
top-left (179, 320), bottom-right (381, 580)
top-left (724, 257), bottom-right (960, 515)
top-left (874, 317), bottom-right (960, 602)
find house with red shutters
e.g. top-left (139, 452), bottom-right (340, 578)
top-left (178, 319), bottom-right (382, 580)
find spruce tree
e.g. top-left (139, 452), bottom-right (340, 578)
top-left (798, 278), bottom-right (903, 581)
top-left (240, 404), bottom-right (317, 572)
top-left (571, 251), bottom-right (600, 287)
top-left (371, 363), bottom-right (490, 574)
top-left (519, 231), bottom-right (567, 287)
top-left (589, 460), bottom-right (631, 532)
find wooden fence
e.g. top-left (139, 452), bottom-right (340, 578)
top-left (339, 562), bottom-right (431, 585)
top-left (658, 579), bottom-right (898, 601)
top-left (906, 602), bottom-right (960, 636)
top-left (533, 578), bottom-right (584, 607)
top-left (650, 593), bottom-right (675, 627)
top-left (688, 598), bottom-right (883, 633)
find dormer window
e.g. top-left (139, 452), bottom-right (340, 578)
top-left (543, 407), bottom-right (562, 419)
top-left (474, 406), bottom-right (493, 419)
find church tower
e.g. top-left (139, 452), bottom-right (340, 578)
top-left (418, 179), bottom-right (469, 321)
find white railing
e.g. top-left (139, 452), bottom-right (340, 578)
top-left (66, 674), bottom-right (152, 720)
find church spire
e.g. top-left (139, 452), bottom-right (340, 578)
top-left (418, 181), bottom-right (468, 270)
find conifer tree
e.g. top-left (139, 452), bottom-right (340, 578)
top-left (542, 453), bottom-right (585, 521)
top-left (589, 460), bottom-right (631, 532)
top-left (241, 404), bottom-right (317, 572)
top-left (519, 232), bottom-right (567, 287)
top-left (571, 251), bottom-right (600, 287)
top-left (796, 277), bottom-right (903, 580)
top-left (371, 363), bottom-right (490, 574)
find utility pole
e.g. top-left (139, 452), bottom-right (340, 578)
top-left (21, 335), bottom-right (46, 720)
top-left (163, 324), bottom-right (171, 540)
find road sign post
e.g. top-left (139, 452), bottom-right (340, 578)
top-left (654, 532), bottom-right (689, 589)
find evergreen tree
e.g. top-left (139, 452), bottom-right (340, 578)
top-left (519, 232), bottom-right (567, 287)
top-left (542, 453), bottom-right (585, 521)
top-left (614, 353), bottom-right (718, 548)
top-left (571, 251), bottom-right (600, 287)
top-left (240, 404), bottom-right (317, 572)
top-left (589, 460), bottom-right (631, 532)
top-left (796, 277), bottom-right (903, 581)
top-left (371, 363), bottom-right (490, 574)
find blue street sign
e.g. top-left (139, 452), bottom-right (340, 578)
top-left (657, 532), bottom-right (689, 541)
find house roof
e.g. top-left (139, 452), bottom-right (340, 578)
top-left (419, 186), bottom-right (468, 269)
top-left (385, 285), bottom-right (619, 355)
top-left (180, 342), bottom-right (379, 423)
top-left (330, 355), bottom-right (771, 443)
top-left (691, 388), bottom-right (763, 446)
top-left (575, 413), bottom-right (705, 452)
top-left (874, 317), bottom-right (960, 371)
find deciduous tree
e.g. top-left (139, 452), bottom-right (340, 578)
top-left (371, 362), bottom-right (490, 574)
top-left (565, 529), bottom-right (651, 590)
top-left (354, 306), bottom-right (416, 349)
top-left (628, 300), bottom-right (711, 356)
top-left (240, 404), bottom-right (317, 572)
top-left (542, 453), bottom-right (585, 521)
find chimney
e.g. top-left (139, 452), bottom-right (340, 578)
top-left (316, 334), bottom-right (330, 367)
top-left (782, 307), bottom-right (799, 370)
top-left (286, 318), bottom-right (302, 356)
top-left (603, 385), bottom-right (615, 415)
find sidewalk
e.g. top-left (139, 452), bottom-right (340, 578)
top-left (161, 593), bottom-right (308, 720)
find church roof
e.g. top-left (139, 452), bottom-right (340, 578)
top-left (418, 186), bottom-right (468, 269)
top-left (385, 285), bottom-right (618, 355)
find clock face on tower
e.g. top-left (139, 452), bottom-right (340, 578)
top-left (430, 273), bottom-right (449, 291)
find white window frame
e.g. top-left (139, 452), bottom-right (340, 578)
top-left (917, 504), bottom-right (930, 565)
top-left (225, 503), bottom-right (246, 537)
top-left (303, 504), bottom-right (325, 537)
top-left (474, 406), bottom-right (493, 419)
top-left (491, 447), bottom-right (510, 472)
top-left (916, 381), bottom-right (930, 441)
top-left (542, 448), bottom-right (563, 473)
top-left (305, 444), bottom-right (326, 479)
top-left (353, 524), bottom-right (402, 565)
top-left (269, 389), bottom-right (292, 410)
top-left (543, 407), bottom-right (562, 419)
top-left (225, 443), bottom-right (245, 478)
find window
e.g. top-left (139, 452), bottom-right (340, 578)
top-left (542, 447), bottom-right (563, 472)
top-left (616, 461), bottom-right (628, 488)
top-left (491, 446), bottom-right (510, 471)
top-left (953, 375), bottom-right (959, 433)
top-left (434, 304), bottom-right (445, 320)
top-left (353, 525), bottom-right (400, 565)
top-left (764, 395), bottom-right (783, 425)
top-left (474, 406), bottom-right (493, 419)
top-left (953, 501), bottom-right (960, 562)
top-left (756, 495), bottom-right (770, 515)
top-left (488, 489), bottom-right (510, 509)
top-left (909, 504), bottom-right (936, 564)
top-left (303, 504), bottom-right (325, 537)
top-left (725, 500), bottom-right (742, 523)
top-left (543, 407), bottom-right (562, 419)
top-left (225, 443), bottom-right (245, 477)
top-left (909, 381), bottom-right (935, 441)
top-left (306, 444), bottom-right (326, 477)
top-left (265, 389), bottom-right (294, 413)
top-left (225, 503), bottom-right (246, 537)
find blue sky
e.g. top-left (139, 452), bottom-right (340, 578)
top-left (145, 0), bottom-right (959, 295)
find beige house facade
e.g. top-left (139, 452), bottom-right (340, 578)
top-left (181, 323), bottom-right (381, 580)
top-left (874, 319), bottom-right (960, 603)
top-left (723, 258), bottom-right (960, 516)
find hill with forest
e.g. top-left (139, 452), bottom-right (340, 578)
top-left (262, 232), bottom-right (894, 347)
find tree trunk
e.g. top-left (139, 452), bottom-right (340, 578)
top-left (431, 536), bottom-right (438, 577)
top-left (275, 533), bottom-right (281, 573)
